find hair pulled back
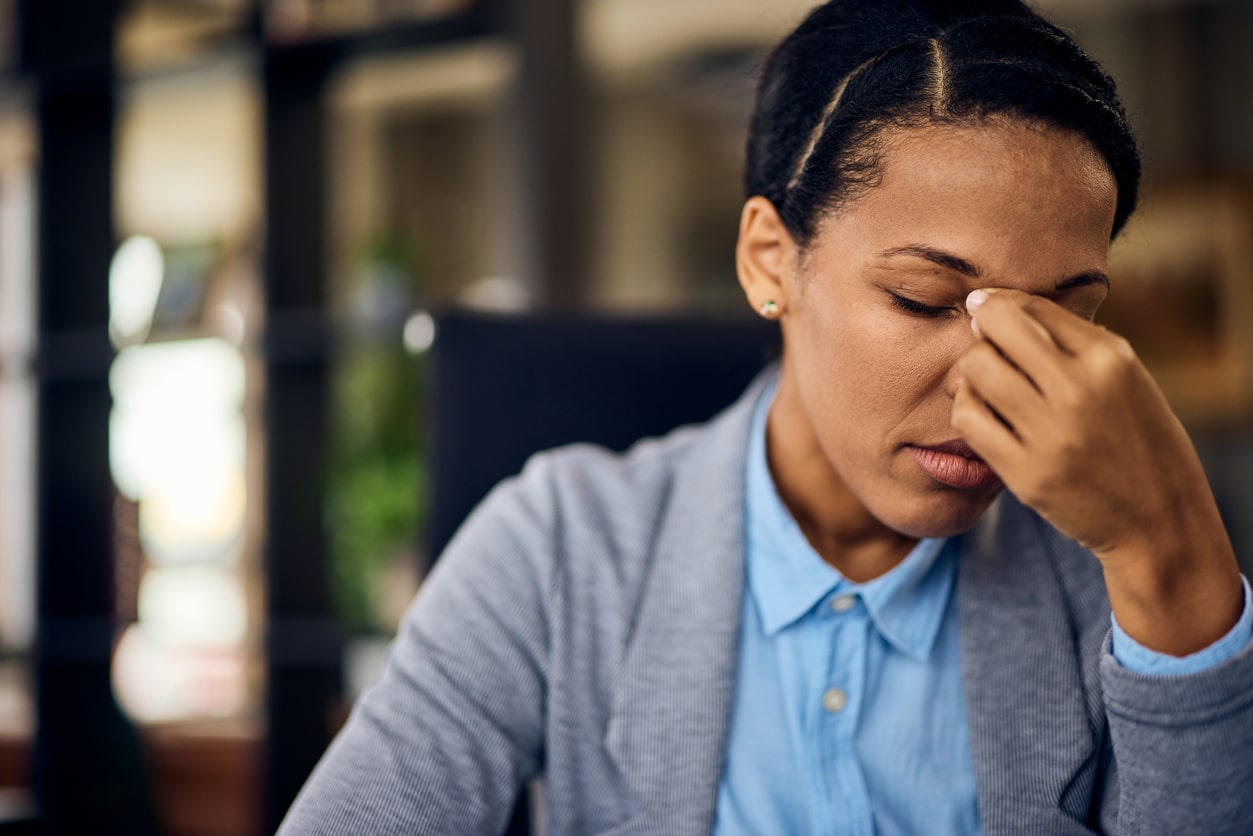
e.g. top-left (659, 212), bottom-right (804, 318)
top-left (745, 0), bottom-right (1141, 244)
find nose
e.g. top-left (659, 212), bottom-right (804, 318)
top-left (942, 325), bottom-right (979, 399)
top-left (945, 363), bottom-right (965, 398)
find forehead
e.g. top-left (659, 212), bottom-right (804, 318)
top-left (816, 120), bottom-right (1118, 276)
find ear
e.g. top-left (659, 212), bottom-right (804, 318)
top-left (736, 196), bottom-right (798, 316)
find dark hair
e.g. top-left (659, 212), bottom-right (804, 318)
top-left (745, 0), bottom-right (1141, 245)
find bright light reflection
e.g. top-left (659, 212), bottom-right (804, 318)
top-left (108, 334), bottom-right (251, 724)
top-left (402, 311), bottom-right (436, 354)
top-left (458, 275), bottom-right (530, 313)
top-left (109, 236), bottom-right (164, 346)
top-left (112, 622), bottom-right (247, 724)
top-left (109, 338), bottom-right (246, 563)
top-left (139, 565), bottom-right (247, 647)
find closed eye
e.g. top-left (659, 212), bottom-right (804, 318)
top-left (888, 292), bottom-right (952, 318)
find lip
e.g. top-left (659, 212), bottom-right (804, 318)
top-left (908, 441), bottom-right (1002, 491)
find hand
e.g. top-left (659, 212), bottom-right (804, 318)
top-left (952, 288), bottom-right (1242, 655)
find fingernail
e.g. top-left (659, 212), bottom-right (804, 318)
top-left (966, 290), bottom-right (988, 336)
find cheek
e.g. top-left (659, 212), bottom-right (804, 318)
top-left (812, 309), bottom-right (948, 416)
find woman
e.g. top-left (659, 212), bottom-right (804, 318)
top-left (281, 1), bottom-right (1253, 833)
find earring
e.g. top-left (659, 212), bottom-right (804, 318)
top-left (758, 300), bottom-right (781, 319)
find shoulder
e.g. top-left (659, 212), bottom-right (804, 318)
top-left (455, 362), bottom-right (771, 577)
top-left (526, 421), bottom-right (714, 525)
top-left (426, 366), bottom-right (765, 636)
top-left (467, 418), bottom-right (719, 582)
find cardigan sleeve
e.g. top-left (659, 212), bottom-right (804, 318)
top-left (277, 456), bottom-right (557, 835)
top-left (1100, 623), bottom-right (1253, 834)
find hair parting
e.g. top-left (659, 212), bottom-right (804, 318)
top-left (927, 37), bottom-right (948, 112)
top-left (744, 0), bottom-right (1141, 247)
top-left (786, 54), bottom-right (882, 194)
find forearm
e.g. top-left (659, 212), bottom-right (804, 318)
top-left (1099, 485), bottom-right (1243, 657)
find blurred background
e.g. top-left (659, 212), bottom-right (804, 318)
top-left (0, 0), bottom-right (1250, 833)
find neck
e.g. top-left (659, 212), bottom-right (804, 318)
top-left (765, 379), bottom-right (917, 583)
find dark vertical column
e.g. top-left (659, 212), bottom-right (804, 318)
top-left (261, 44), bottom-right (342, 834)
top-left (508, 0), bottom-right (592, 308)
top-left (22, 0), bottom-right (156, 832)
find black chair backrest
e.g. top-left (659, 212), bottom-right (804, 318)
top-left (426, 310), bottom-right (781, 560)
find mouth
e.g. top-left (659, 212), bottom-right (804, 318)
top-left (907, 440), bottom-right (1002, 491)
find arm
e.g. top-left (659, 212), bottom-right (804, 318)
top-left (277, 459), bottom-right (556, 835)
top-left (953, 288), bottom-right (1253, 831)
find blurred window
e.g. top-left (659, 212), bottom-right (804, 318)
top-left (110, 52), bottom-right (262, 728)
top-left (108, 334), bottom-right (252, 725)
top-left (0, 120), bottom-right (33, 658)
top-left (0, 111), bottom-right (34, 790)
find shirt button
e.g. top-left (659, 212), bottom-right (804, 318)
top-left (822, 688), bottom-right (847, 713)
top-left (831, 594), bottom-right (856, 613)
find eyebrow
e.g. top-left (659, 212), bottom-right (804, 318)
top-left (878, 245), bottom-right (981, 278)
top-left (1052, 271), bottom-right (1110, 292)
top-left (876, 244), bottom-right (1110, 293)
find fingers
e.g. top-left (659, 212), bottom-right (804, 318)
top-left (1014, 294), bottom-right (1105, 356)
top-left (966, 289), bottom-right (1101, 400)
top-left (969, 288), bottom-right (1100, 358)
top-left (958, 341), bottom-right (1048, 440)
top-left (951, 380), bottom-right (1021, 472)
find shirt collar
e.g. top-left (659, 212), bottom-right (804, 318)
top-left (744, 379), bottom-right (956, 662)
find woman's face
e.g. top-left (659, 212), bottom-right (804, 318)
top-left (771, 120), bottom-right (1118, 539)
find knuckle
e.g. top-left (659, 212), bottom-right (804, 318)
top-left (1086, 338), bottom-right (1132, 380)
top-left (1109, 334), bottom-right (1137, 363)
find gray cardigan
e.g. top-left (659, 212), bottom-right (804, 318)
top-left (280, 372), bottom-right (1253, 835)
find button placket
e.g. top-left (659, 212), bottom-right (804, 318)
top-left (816, 613), bottom-right (872, 836)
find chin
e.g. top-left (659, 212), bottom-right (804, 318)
top-left (875, 486), bottom-right (1004, 540)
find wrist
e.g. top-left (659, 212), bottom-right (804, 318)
top-left (1102, 537), bottom-right (1243, 657)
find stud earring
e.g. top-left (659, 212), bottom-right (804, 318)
top-left (758, 300), bottom-right (781, 319)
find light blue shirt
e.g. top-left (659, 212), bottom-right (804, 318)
top-left (714, 383), bottom-right (1253, 835)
